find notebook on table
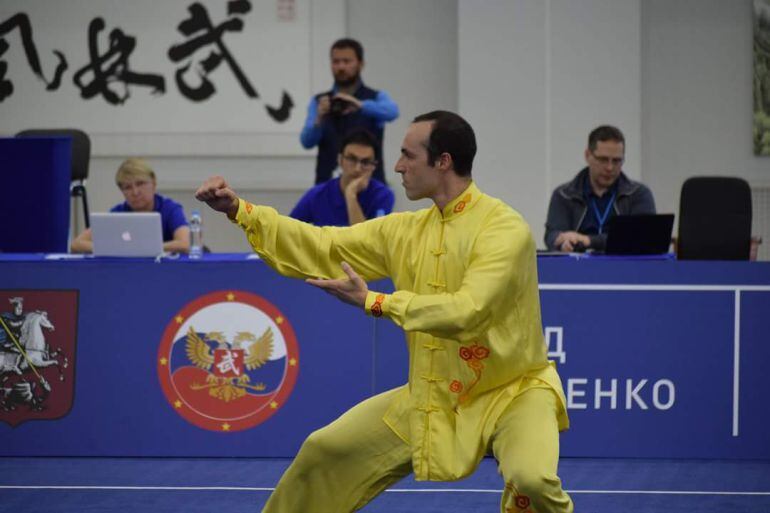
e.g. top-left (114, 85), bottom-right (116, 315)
top-left (604, 214), bottom-right (675, 255)
top-left (90, 212), bottom-right (163, 257)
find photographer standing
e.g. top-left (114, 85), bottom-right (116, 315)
top-left (300, 38), bottom-right (399, 184)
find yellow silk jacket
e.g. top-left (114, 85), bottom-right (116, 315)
top-left (234, 182), bottom-right (569, 481)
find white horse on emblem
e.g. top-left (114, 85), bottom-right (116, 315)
top-left (0, 311), bottom-right (67, 379)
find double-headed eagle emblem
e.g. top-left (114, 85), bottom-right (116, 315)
top-left (185, 326), bottom-right (273, 402)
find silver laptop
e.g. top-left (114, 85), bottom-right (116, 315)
top-left (90, 212), bottom-right (163, 257)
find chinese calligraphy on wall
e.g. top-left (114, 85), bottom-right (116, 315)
top-left (0, 0), bottom-right (308, 135)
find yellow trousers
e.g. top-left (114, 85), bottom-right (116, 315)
top-left (262, 387), bottom-right (573, 513)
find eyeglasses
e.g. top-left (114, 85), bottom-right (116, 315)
top-left (118, 180), bottom-right (151, 192)
top-left (590, 152), bottom-right (624, 167)
top-left (342, 154), bottom-right (377, 169)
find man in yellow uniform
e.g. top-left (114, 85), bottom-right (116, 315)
top-left (195, 111), bottom-right (573, 513)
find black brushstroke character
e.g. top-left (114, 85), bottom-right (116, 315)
top-left (0, 13), bottom-right (68, 102)
top-left (168, 0), bottom-right (293, 121)
top-left (73, 17), bottom-right (165, 106)
top-left (266, 91), bottom-right (293, 122)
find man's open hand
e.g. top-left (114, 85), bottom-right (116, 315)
top-left (306, 262), bottom-right (368, 308)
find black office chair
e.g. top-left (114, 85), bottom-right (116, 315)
top-left (677, 176), bottom-right (752, 260)
top-left (16, 128), bottom-right (92, 227)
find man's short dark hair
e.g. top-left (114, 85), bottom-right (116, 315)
top-left (339, 129), bottom-right (377, 155)
top-left (588, 125), bottom-right (625, 152)
top-left (331, 38), bottom-right (364, 61)
top-left (412, 111), bottom-right (477, 176)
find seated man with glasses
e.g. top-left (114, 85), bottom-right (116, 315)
top-left (544, 125), bottom-right (656, 252)
top-left (70, 158), bottom-right (190, 253)
top-left (290, 129), bottom-right (395, 226)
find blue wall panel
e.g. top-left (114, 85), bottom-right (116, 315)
top-left (0, 137), bottom-right (71, 253)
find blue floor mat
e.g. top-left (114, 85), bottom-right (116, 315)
top-left (1, 457), bottom-right (769, 512)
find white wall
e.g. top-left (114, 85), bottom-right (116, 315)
top-left (7, 1), bottom-right (769, 254)
top-left (348, 0), bottom-right (459, 212)
top-left (458, 0), bottom-right (642, 247)
top-left (642, 0), bottom-right (770, 212)
top-left (71, 0), bottom-right (459, 251)
top-left (1, 0), bottom-right (347, 252)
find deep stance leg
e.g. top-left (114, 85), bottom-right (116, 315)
top-left (492, 387), bottom-right (574, 513)
top-left (262, 388), bottom-right (412, 513)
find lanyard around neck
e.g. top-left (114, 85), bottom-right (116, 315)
top-left (590, 191), bottom-right (616, 234)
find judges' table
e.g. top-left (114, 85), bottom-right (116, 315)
top-left (0, 254), bottom-right (768, 459)
top-left (535, 255), bottom-right (769, 459)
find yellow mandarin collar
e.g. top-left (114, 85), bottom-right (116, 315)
top-left (438, 181), bottom-right (480, 221)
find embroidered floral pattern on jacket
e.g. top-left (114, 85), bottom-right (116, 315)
top-left (453, 193), bottom-right (472, 213)
top-left (370, 294), bottom-right (385, 317)
top-left (457, 342), bottom-right (489, 402)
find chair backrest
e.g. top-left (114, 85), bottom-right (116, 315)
top-left (16, 128), bottom-right (91, 182)
top-left (677, 176), bottom-right (752, 260)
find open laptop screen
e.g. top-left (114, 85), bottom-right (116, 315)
top-left (604, 214), bottom-right (675, 255)
top-left (90, 212), bottom-right (163, 257)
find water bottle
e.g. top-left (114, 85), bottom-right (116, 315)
top-left (189, 210), bottom-right (203, 259)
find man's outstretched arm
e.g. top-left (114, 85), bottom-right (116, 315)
top-left (194, 175), bottom-right (390, 283)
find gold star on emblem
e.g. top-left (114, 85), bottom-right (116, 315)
top-left (270, 401), bottom-right (278, 409)
top-left (175, 315), bottom-right (184, 324)
top-left (174, 400), bottom-right (182, 409)
top-left (222, 423), bottom-right (231, 431)
top-left (226, 292), bottom-right (235, 301)
top-left (289, 358), bottom-right (297, 366)
top-left (275, 316), bottom-right (284, 324)
top-left (160, 357), bottom-right (168, 366)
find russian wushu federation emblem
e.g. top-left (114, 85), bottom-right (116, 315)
top-left (157, 291), bottom-right (299, 432)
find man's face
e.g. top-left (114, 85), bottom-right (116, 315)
top-left (339, 143), bottom-right (377, 184)
top-left (395, 122), bottom-right (441, 201)
top-left (585, 140), bottom-right (624, 192)
top-left (331, 48), bottom-right (362, 87)
top-left (13, 303), bottom-right (22, 316)
top-left (118, 177), bottom-right (157, 212)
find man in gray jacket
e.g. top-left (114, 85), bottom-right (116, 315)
top-left (544, 125), bottom-right (655, 252)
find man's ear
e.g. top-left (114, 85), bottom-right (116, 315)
top-left (584, 148), bottom-right (591, 165)
top-left (435, 152), bottom-right (452, 171)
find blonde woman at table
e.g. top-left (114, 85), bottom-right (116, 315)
top-left (70, 158), bottom-right (190, 254)
top-left (196, 111), bottom-right (573, 513)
